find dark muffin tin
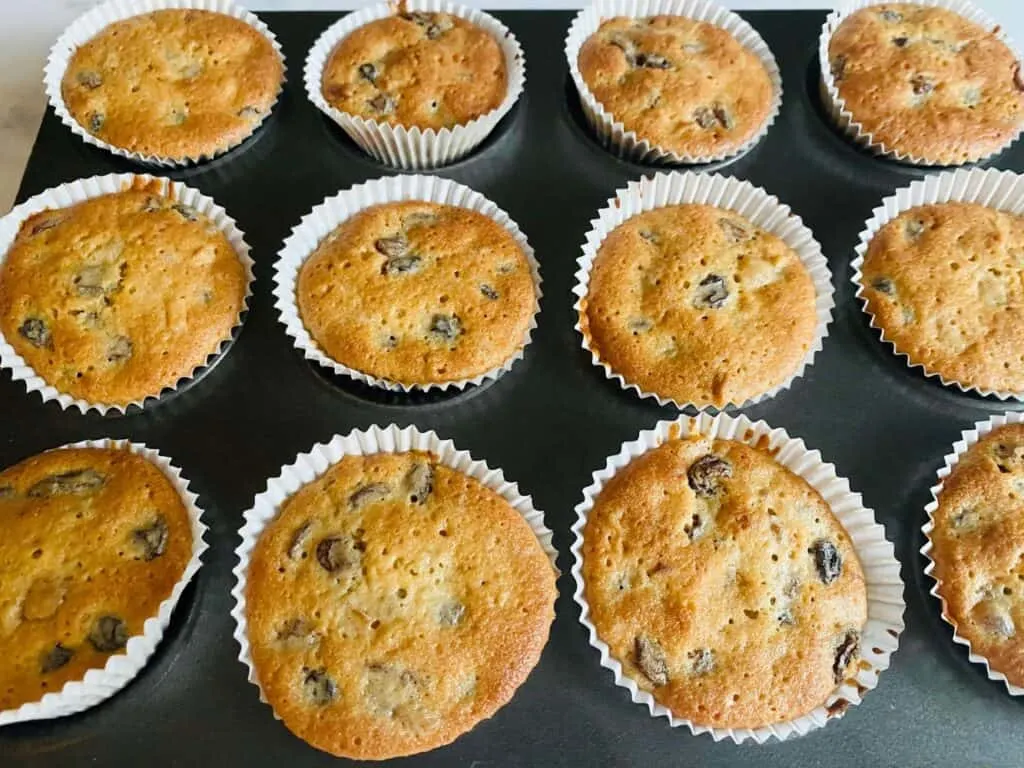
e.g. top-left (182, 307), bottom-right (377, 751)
top-left (2, 10), bottom-right (1023, 768)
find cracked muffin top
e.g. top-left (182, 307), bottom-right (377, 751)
top-left (0, 447), bottom-right (192, 712)
top-left (577, 15), bottom-right (775, 157)
top-left (828, 4), bottom-right (1024, 163)
top-left (321, 11), bottom-right (507, 129)
top-left (858, 202), bottom-right (1024, 394)
top-left (581, 204), bottom-right (817, 408)
top-left (61, 9), bottom-right (283, 160)
top-left (930, 423), bottom-right (1024, 688)
top-left (245, 451), bottom-right (556, 759)
top-left (582, 434), bottom-right (867, 729)
top-left (0, 184), bottom-right (248, 406)
top-left (296, 201), bottom-right (535, 386)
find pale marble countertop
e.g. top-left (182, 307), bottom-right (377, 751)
top-left (1, 0), bottom-right (1020, 210)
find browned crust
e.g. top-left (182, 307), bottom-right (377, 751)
top-left (582, 204), bottom-right (817, 407)
top-left (859, 202), bottom-right (1024, 394)
top-left (62, 10), bottom-right (283, 160)
top-left (0, 447), bottom-right (191, 710)
top-left (582, 436), bottom-right (867, 728)
top-left (322, 12), bottom-right (506, 129)
top-left (246, 452), bottom-right (556, 759)
top-left (828, 4), bottom-right (1024, 163)
top-left (931, 424), bottom-right (1024, 687)
top-left (577, 16), bottom-right (774, 157)
top-left (296, 201), bottom-right (535, 385)
top-left (0, 188), bottom-right (247, 405)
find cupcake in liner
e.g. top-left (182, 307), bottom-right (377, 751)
top-left (818, 0), bottom-right (1023, 165)
top-left (0, 173), bottom-right (255, 415)
top-left (274, 173), bottom-right (542, 393)
top-left (230, 423), bottom-right (558, 739)
top-left (573, 171), bottom-right (834, 411)
top-left (564, 0), bottom-right (783, 165)
top-left (0, 438), bottom-right (207, 726)
top-left (851, 167), bottom-right (1024, 400)
top-left (922, 410), bottom-right (1024, 697)
top-left (304, 0), bottom-right (525, 170)
top-left (45, 0), bottom-right (285, 167)
top-left (570, 411), bottom-right (905, 743)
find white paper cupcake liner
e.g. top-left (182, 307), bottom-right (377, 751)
top-left (818, 0), bottom-right (1023, 166)
top-left (573, 171), bottom-right (833, 411)
top-left (851, 167), bottom-right (1024, 400)
top-left (45, 0), bottom-right (285, 167)
top-left (0, 173), bottom-right (256, 415)
top-left (564, 0), bottom-right (782, 165)
top-left (230, 423), bottom-right (558, 728)
top-left (274, 174), bottom-right (541, 393)
top-left (571, 412), bottom-right (905, 743)
top-left (0, 438), bottom-right (207, 726)
top-left (304, 0), bottom-right (525, 170)
top-left (922, 410), bottom-right (1024, 697)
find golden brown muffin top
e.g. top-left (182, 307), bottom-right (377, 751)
top-left (61, 9), bottom-right (283, 160)
top-left (828, 4), bottom-right (1024, 163)
top-left (322, 12), bottom-right (507, 129)
top-left (859, 202), bottom-right (1024, 394)
top-left (581, 204), bottom-right (817, 407)
top-left (931, 423), bottom-right (1024, 688)
top-left (583, 435), bottom-right (867, 729)
top-left (0, 184), bottom-right (248, 406)
top-left (245, 451), bottom-right (556, 759)
top-left (577, 16), bottom-right (775, 157)
top-left (297, 201), bottom-right (535, 386)
top-left (0, 447), bottom-right (192, 711)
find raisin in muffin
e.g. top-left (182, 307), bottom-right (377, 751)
top-left (61, 9), bottom-right (283, 160)
top-left (858, 202), bottom-right (1024, 394)
top-left (581, 204), bottom-right (817, 407)
top-left (582, 435), bottom-right (867, 728)
top-left (0, 184), bottom-right (248, 407)
top-left (827, 4), bottom-right (1024, 163)
top-left (577, 16), bottom-right (775, 158)
top-left (930, 423), bottom-right (1024, 687)
top-left (321, 11), bottom-right (506, 130)
top-left (297, 201), bottom-right (535, 386)
top-left (245, 451), bottom-right (556, 759)
top-left (0, 447), bottom-right (192, 711)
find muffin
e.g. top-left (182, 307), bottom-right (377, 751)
top-left (580, 203), bottom-right (817, 407)
top-left (0, 183), bottom-right (248, 406)
top-left (321, 11), bottom-right (506, 130)
top-left (60, 9), bottom-right (283, 161)
top-left (929, 422), bottom-right (1024, 687)
top-left (581, 434), bottom-right (868, 728)
top-left (576, 15), bottom-right (775, 158)
top-left (0, 447), bottom-right (192, 711)
top-left (826, 3), bottom-right (1024, 163)
top-left (858, 201), bottom-right (1024, 394)
top-left (296, 200), bottom-right (536, 386)
top-left (244, 451), bottom-right (556, 759)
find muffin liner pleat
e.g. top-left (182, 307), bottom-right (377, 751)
top-left (230, 423), bottom-right (558, 726)
top-left (564, 0), bottom-right (782, 165)
top-left (0, 173), bottom-right (255, 415)
top-left (0, 439), bottom-right (207, 726)
top-left (304, 0), bottom-right (525, 170)
top-left (273, 174), bottom-right (541, 393)
top-left (818, 0), bottom-right (1023, 166)
top-left (921, 411), bottom-right (1024, 697)
top-left (850, 167), bottom-right (1024, 400)
top-left (45, 0), bottom-right (286, 167)
top-left (570, 412), bottom-right (905, 743)
top-left (573, 171), bottom-right (833, 410)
